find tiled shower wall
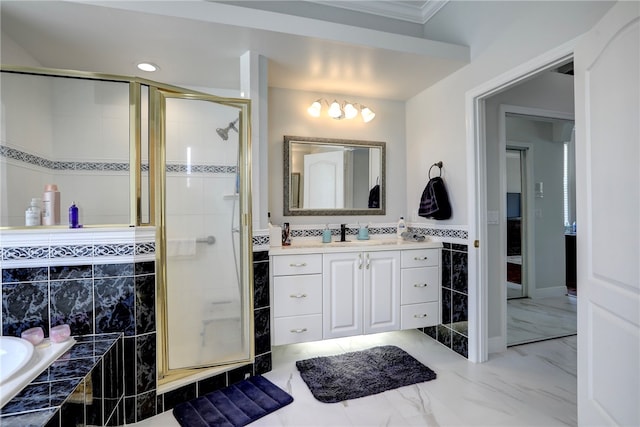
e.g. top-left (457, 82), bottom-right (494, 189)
top-left (0, 227), bottom-right (272, 425)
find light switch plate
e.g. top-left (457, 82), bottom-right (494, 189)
top-left (487, 210), bottom-right (499, 225)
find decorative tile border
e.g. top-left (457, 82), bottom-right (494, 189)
top-left (0, 228), bottom-right (155, 268)
top-left (254, 223), bottom-right (469, 246)
top-left (165, 164), bottom-right (236, 174)
top-left (1, 144), bottom-right (235, 175)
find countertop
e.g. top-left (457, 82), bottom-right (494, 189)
top-left (269, 238), bottom-right (443, 256)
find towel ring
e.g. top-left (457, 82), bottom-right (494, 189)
top-left (429, 161), bottom-right (443, 179)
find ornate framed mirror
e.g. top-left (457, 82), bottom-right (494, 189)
top-left (283, 135), bottom-right (385, 216)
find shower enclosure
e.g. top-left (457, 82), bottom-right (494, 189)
top-left (155, 90), bottom-right (253, 379)
top-left (0, 66), bottom-right (253, 382)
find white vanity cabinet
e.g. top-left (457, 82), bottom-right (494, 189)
top-left (270, 239), bottom-right (441, 346)
top-left (400, 248), bottom-right (441, 329)
top-left (322, 251), bottom-right (400, 339)
top-left (271, 254), bottom-right (323, 345)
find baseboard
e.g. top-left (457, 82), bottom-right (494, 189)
top-left (488, 336), bottom-right (506, 354)
top-left (531, 286), bottom-right (568, 299)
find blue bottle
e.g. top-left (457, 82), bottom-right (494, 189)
top-left (69, 202), bottom-right (79, 228)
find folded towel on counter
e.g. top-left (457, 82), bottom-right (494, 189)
top-left (401, 231), bottom-right (426, 242)
top-left (167, 238), bottom-right (196, 257)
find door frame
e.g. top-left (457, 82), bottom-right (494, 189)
top-left (465, 39), bottom-right (577, 362)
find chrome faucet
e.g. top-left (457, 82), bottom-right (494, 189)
top-left (340, 224), bottom-right (348, 242)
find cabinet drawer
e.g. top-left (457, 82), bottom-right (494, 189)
top-left (401, 249), bottom-right (439, 268)
top-left (273, 314), bottom-right (323, 345)
top-left (401, 302), bottom-right (439, 329)
top-left (273, 254), bottom-right (322, 276)
top-left (273, 274), bottom-right (322, 317)
top-left (401, 267), bottom-right (439, 304)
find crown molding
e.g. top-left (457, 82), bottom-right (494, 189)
top-left (309, 1), bottom-right (449, 24)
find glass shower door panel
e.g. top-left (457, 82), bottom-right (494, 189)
top-left (164, 97), bottom-right (247, 370)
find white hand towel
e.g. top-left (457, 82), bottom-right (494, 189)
top-left (167, 238), bottom-right (197, 257)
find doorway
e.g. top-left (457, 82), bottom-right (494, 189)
top-left (500, 111), bottom-right (577, 346)
top-left (465, 49), bottom-right (577, 362)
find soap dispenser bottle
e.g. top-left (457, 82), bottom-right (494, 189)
top-left (322, 224), bottom-right (332, 243)
top-left (25, 198), bottom-right (42, 226)
top-left (397, 216), bottom-right (407, 239)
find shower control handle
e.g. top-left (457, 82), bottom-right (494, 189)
top-left (289, 262), bottom-right (307, 267)
top-left (290, 328), bottom-right (308, 334)
top-left (289, 293), bottom-right (307, 299)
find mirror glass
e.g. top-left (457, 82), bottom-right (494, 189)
top-left (1, 70), bottom-right (131, 227)
top-left (284, 136), bottom-right (385, 216)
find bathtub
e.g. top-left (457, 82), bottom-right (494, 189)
top-left (0, 336), bottom-right (76, 408)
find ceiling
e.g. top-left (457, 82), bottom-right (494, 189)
top-left (0, 0), bottom-right (474, 100)
top-left (1, 1), bottom-right (605, 101)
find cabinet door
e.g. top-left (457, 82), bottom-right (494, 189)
top-left (364, 251), bottom-right (401, 334)
top-left (323, 252), bottom-right (363, 339)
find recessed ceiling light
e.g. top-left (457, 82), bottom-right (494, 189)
top-left (137, 62), bottom-right (158, 72)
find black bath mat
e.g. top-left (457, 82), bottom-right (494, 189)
top-left (172, 375), bottom-right (293, 427)
top-left (296, 345), bottom-right (436, 403)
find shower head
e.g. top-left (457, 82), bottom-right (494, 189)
top-left (216, 118), bottom-right (239, 141)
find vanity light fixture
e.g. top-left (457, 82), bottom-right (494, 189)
top-left (307, 98), bottom-right (376, 122)
top-left (137, 62), bottom-right (159, 72)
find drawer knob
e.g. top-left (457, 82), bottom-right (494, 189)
top-left (290, 328), bottom-right (308, 333)
top-left (413, 313), bottom-right (428, 319)
top-left (414, 256), bottom-right (429, 261)
top-left (289, 293), bottom-right (308, 299)
top-left (289, 262), bottom-right (308, 267)
top-left (413, 283), bottom-right (428, 288)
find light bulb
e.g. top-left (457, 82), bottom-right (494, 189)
top-left (361, 106), bottom-right (376, 123)
top-left (307, 100), bottom-right (322, 117)
top-left (344, 103), bottom-right (358, 119)
top-left (328, 100), bottom-right (343, 119)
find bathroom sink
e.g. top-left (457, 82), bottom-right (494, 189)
top-left (0, 336), bottom-right (35, 385)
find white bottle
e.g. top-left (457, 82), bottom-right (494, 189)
top-left (42, 184), bottom-right (60, 225)
top-left (25, 198), bottom-right (42, 226)
top-left (397, 216), bottom-right (407, 239)
top-left (268, 212), bottom-right (282, 247)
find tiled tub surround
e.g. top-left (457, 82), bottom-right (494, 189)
top-left (0, 227), bottom-right (273, 424)
top-left (0, 333), bottom-right (123, 427)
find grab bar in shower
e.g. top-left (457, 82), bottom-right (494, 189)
top-left (196, 236), bottom-right (216, 245)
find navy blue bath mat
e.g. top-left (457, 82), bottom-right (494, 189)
top-left (296, 345), bottom-right (436, 403)
top-left (172, 375), bottom-right (293, 427)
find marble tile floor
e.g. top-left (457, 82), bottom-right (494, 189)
top-left (507, 296), bottom-right (577, 346)
top-left (135, 329), bottom-right (577, 426)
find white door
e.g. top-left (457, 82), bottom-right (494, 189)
top-left (574, 2), bottom-right (639, 425)
top-left (303, 150), bottom-right (344, 208)
top-left (323, 252), bottom-right (363, 338)
top-left (364, 251), bottom-right (401, 334)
